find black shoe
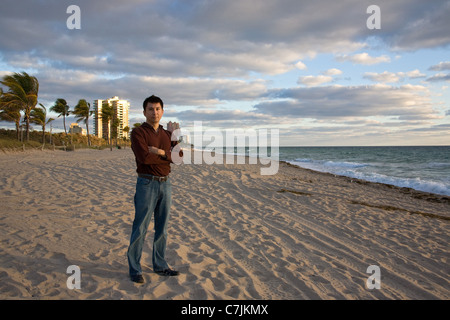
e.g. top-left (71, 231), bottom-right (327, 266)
top-left (130, 274), bottom-right (145, 283)
top-left (156, 268), bottom-right (180, 276)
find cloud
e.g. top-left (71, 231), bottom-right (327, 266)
top-left (0, 71), bottom-right (13, 79)
top-left (1, 1), bottom-right (449, 69)
top-left (426, 73), bottom-right (450, 82)
top-left (363, 70), bottom-right (426, 83)
top-left (33, 68), bottom-right (270, 111)
top-left (295, 61), bottom-right (307, 70)
top-left (298, 75), bottom-right (333, 87)
top-left (425, 61), bottom-right (450, 83)
top-left (429, 61), bottom-right (450, 71)
top-left (297, 69), bottom-right (342, 86)
top-left (336, 52), bottom-right (390, 65)
top-left (164, 109), bottom-right (281, 129)
top-left (0, 0), bottom-right (372, 80)
top-left (323, 68), bottom-right (343, 76)
top-left (386, 1), bottom-right (450, 50)
top-left (166, 109), bottom-right (264, 122)
top-left (364, 71), bottom-right (401, 83)
top-left (1, 0), bottom-right (448, 84)
top-left (159, 83), bottom-right (440, 127)
top-left (406, 69), bottom-right (427, 78)
top-left (255, 84), bottom-right (437, 120)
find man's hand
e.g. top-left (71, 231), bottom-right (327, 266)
top-left (148, 146), bottom-right (166, 157)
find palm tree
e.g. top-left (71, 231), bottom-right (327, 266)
top-left (29, 103), bottom-right (54, 146)
top-left (73, 99), bottom-right (93, 147)
top-left (111, 116), bottom-right (120, 147)
top-left (0, 88), bottom-right (22, 140)
top-left (50, 98), bottom-right (70, 135)
top-left (123, 126), bottom-right (130, 139)
top-left (101, 101), bottom-right (114, 151)
top-left (122, 126), bottom-right (130, 149)
top-left (0, 72), bottom-right (39, 141)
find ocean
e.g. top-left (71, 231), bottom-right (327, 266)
top-left (209, 145), bottom-right (450, 196)
top-left (278, 146), bottom-right (450, 197)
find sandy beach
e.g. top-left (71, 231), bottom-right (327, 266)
top-left (0, 148), bottom-right (449, 300)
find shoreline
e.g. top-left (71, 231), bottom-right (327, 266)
top-left (0, 148), bottom-right (449, 299)
top-left (281, 160), bottom-right (450, 207)
top-left (2, 147), bottom-right (449, 200)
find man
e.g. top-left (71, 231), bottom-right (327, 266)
top-left (127, 95), bottom-right (182, 284)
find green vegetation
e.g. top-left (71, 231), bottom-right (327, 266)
top-left (0, 128), bottom-right (130, 152)
top-left (1, 71), bottom-right (130, 152)
top-left (0, 72), bottom-right (39, 142)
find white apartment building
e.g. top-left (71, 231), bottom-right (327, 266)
top-left (93, 96), bottom-right (130, 140)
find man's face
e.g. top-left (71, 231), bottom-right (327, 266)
top-left (144, 102), bottom-right (164, 125)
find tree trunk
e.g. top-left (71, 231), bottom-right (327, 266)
top-left (86, 118), bottom-right (91, 147)
top-left (63, 114), bottom-right (67, 135)
top-left (25, 116), bottom-right (30, 142)
top-left (15, 121), bottom-right (20, 141)
top-left (42, 126), bottom-right (46, 145)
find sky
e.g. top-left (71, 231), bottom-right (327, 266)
top-left (0, 0), bottom-right (449, 146)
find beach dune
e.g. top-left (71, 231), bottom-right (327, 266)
top-left (0, 148), bottom-right (449, 299)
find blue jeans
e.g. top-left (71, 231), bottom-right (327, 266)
top-left (127, 176), bottom-right (172, 276)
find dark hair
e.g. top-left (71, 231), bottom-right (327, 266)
top-left (143, 95), bottom-right (164, 110)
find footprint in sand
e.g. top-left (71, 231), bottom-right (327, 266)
top-left (88, 249), bottom-right (109, 261)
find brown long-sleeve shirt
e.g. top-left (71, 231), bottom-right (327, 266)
top-left (131, 122), bottom-right (182, 176)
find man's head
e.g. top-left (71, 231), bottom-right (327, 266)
top-left (143, 95), bottom-right (164, 127)
top-left (143, 95), bottom-right (164, 111)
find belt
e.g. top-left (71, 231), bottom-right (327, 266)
top-left (138, 173), bottom-right (169, 182)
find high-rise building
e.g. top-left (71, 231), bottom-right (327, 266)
top-left (93, 96), bottom-right (130, 140)
top-left (69, 123), bottom-right (86, 135)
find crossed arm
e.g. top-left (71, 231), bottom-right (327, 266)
top-left (148, 146), bottom-right (167, 159)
